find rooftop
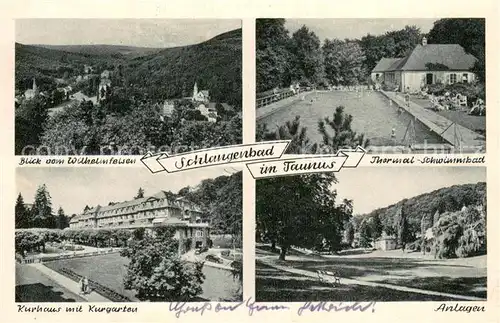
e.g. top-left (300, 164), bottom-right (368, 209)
top-left (372, 44), bottom-right (477, 72)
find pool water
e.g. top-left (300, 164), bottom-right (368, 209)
top-left (258, 91), bottom-right (445, 146)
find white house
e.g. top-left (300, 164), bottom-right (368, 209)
top-left (162, 100), bottom-right (175, 118)
top-left (374, 232), bottom-right (397, 251)
top-left (371, 37), bottom-right (477, 93)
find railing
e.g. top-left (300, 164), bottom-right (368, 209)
top-left (256, 89), bottom-right (298, 109)
top-left (16, 248), bottom-right (121, 264)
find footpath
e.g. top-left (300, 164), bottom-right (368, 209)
top-left (31, 263), bottom-right (110, 302)
top-left (257, 256), bottom-right (485, 301)
top-left (380, 90), bottom-right (485, 150)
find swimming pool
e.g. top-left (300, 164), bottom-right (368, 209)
top-left (258, 91), bottom-right (445, 147)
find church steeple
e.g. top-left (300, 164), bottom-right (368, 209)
top-left (32, 78), bottom-right (37, 92)
top-left (192, 82), bottom-right (198, 98)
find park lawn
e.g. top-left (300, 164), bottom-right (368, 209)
top-left (260, 252), bottom-right (486, 299)
top-left (44, 252), bottom-right (242, 302)
top-left (44, 253), bottom-right (139, 301)
top-left (255, 263), bottom-right (462, 302)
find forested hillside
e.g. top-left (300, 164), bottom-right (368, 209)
top-left (36, 44), bottom-right (162, 58)
top-left (125, 28), bottom-right (242, 106)
top-left (356, 182), bottom-right (486, 232)
top-left (16, 28), bottom-right (242, 106)
top-left (15, 43), bottom-right (118, 91)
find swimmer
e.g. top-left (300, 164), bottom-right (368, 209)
top-left (391, 128), bottom-right (396, 138)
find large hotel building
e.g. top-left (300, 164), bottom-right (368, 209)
top-left (69, 191), bottom-right (210, 253)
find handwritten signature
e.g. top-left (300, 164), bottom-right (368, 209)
top-left (168, 298), bottom-right (376, 318)
top-left (169, 298), bottom-right (289, 318)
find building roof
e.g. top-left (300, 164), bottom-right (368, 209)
top-left (372, 44), bottom-right (477, 73)
top-left (77, 191), bottom-right (203, 219)
top-left (372, 58), bottom-right (404, 73)
top-left (221, 103), bottom-right (234, 111)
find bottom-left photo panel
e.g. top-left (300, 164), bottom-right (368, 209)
top-left (15, 166), bottom-right (243, 302)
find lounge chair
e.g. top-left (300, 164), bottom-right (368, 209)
top-left (469, 99), bottom-right (486, 116)
top-left (458, 94), bottom-right (468, 107)
top-left (317, 270), bottom-right (341, 284)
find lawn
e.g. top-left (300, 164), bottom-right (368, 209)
top-left (256, 263), bottom-right (462, 302)
top-left (44, 253), bottom-right (138, 301)
top-left (256, 247), bottom-right (486, 301)
top-left (44, 252), bottom-right (241, 301)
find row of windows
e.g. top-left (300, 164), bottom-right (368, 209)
top-left (449, 73), bottom-right (469, 84)
top-left (86, 200), bottom-right (201, 218)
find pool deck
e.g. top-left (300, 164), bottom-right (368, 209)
top-left (256, 91), bottom-right (313, 121)
top-left (380, 90), bottom-right (485, 150)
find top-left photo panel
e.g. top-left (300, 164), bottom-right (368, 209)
top-left (15, 19), bottom-right (242, 156)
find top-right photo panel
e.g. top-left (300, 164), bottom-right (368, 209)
top-left (256, 18), bottom-right (486, 154)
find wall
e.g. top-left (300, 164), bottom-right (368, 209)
top-left (402, 71), bottom-right (477, 92)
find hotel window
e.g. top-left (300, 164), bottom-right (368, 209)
top-left (462, 73), bottom-right (468, 83)
top-left (196, 230), bottom-right (203, 237)
top-left (449, 73), bottom-right (457, 84)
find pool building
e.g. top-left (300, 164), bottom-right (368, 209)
top-left (69, 191), bottom-right (210, 254)
top-left (371, 37), bottom-right (477, 93)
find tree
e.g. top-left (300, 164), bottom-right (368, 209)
top-left (397, 205), bottom-right (411, 251)
top-left (289, 26), bottom-right (324, 85)
top-left (359, 25), bottom-right (422, 74)
top-left (318, 106), bottom-right (370, 152)
top-left (345, 221), bottom-right (355, 246)
top-left (359, 220), bottom-right (372, 248)
top-left (56, 207), bottom-right (68, 229)
top-left (15, 231), bottom-right (42, 257)
top-left (256, 19), bottom-right (293, 92)
top-left (31, 184), bottom-right (54, 228)
top-left (323, 40), bottom-right (366, 85)
top-left (427, 18), bottom-right (485, 82)
top-left (121, 227), bottom-right (205, 301)
top-left (257, 116), bottom-right (319, 154)
top-left (15, 96), bottom-right (49, 154)
top-left (371, 213), bottom-right (383, 240)
top-left (257, 172), bottom-right (352, 260)
top-left (135, 188), bottom-right (145, 199)
top-left (15, 193), bottom-right (30, 229)
top-left (256, 117), bottom-right (354, 260)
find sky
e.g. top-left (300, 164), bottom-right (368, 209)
top-left (16, 165), bottom-right (486, 217)
top-left (15, 19), bottom-right (241, 47)
top-left (285, 18), bottom-right (437, 42)
top-left (16, 166), bottom-right (240, 215)
top-left (334, 167), bottom-right (485, 215)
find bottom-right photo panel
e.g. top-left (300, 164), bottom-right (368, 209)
top-left (255, 166), bottom-right (486, 302)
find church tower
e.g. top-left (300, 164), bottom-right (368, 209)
top-left (32, 78), bottom-right (38, 93)
top-left (192, 82), bottom-right (198, 99)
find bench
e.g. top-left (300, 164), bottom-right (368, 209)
top-left (317, 270), bottom-right (341, 285)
